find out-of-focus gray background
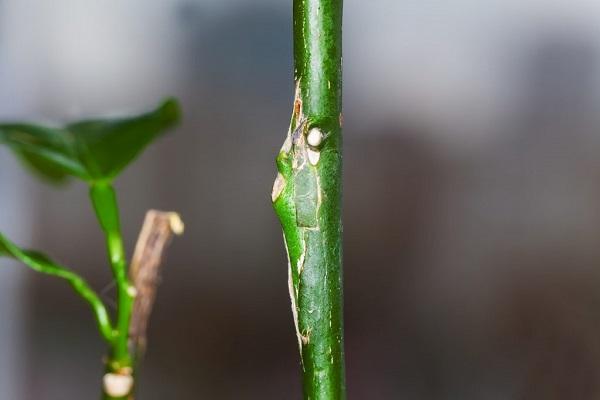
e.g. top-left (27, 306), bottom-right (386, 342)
top-left (2, 0), bottom-right (600, 398)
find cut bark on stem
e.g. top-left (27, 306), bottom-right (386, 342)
top-left (128, 210), bottom-right (184, 358)
top-left (272, 0), bottom-right (346, 398)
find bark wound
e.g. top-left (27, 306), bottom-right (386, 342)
top-left (271, 173), bottom-right (286, 202)
top-left (128, 210), bottom-right (183, 357)
top-left (285, 235), bottom-right (306, 361)
top-left (272, 81), bottom-right (323, 362)
top-left (295, 164), bottom-right (319, 227)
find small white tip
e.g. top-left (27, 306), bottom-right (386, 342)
top-left (103, 373), bottom-right (134, 397)
top-left (168, 213), bottom-right (185, 235)
top-left (127, 286), bottom-right (138, 298)
top-left (307, 149), bottom-right (320, 166)
top-left (307, 128), bottom-right (323, 147)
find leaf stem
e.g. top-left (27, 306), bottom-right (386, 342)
top-left (0, 233), bottom-right (114, 341)
top-left (89, 183), bottom-right (135, 369)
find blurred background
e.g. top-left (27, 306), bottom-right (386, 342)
top-left (2, 0), bottom-right (600, 398)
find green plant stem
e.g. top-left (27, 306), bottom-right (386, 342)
top-left (0, 234), bottom-right (114, 341)
top-left (89, 183), bottom-right (135, 373)
top-left (272, 0), bottom-right (345, 398)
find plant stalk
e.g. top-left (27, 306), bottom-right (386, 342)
top-left (0, 233), bottom-right (114, 342)
top-left (272, 0), bottom-right (345, 398)
top-left (92, 206), bottom-right (183, 400)
top-left (129, 210), bottom-right (184, 360)
top-left (90, 183), bottom-right (135, 399)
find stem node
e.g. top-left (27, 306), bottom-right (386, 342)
top-left (272, 0), bottom-right (345, 398)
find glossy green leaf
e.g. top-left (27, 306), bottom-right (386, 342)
top-left (0, 123), bottom-right (86, 181)
top-left (0, 98), bottom-right (180, 183)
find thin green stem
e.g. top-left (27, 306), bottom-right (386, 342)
top-left (0, 233), bottom-right (114, 342)
top-left (272, 0), bottom-right (345, 398)
top-left (89, 183), bottom-right (135, 370)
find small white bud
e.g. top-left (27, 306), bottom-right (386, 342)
top-left (127, 286), bottom-right (137, 298)
top-left (307, 128), bottom-right (323, 147)
top-left (103, 373), bottom-right (134, 397)
top-left (168, 212), bottom-right (185, 235)
top-left (307, 149), bottom-right (320, 166)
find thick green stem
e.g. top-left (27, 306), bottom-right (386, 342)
top-left (90, 183), bottom-right (135, 399)
top-left (272, 0), bottom-right (345, 398)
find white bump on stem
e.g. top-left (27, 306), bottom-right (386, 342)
top-left (271, 173), bottom-right (286, 202)
top-left (103, 373), bottom-right (134, 397)
top-left (307, 128), bottom-right (323, 147)
top-left (307, 148), bottom-right (320, 166)
top-left (127, 285), bottom-right (138, 297)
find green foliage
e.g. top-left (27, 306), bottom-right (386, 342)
top-left (0, 233), bottom-right (114, 341)
top-left (0, 98), bottom-right (180, 183)
top-left (0, 97), bottom-right (182, 396)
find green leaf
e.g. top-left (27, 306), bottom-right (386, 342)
top-left (0, 123), bottom-right (87, 181)
top-left (17, 151), bottom-right (73, 183)
top-left (0, 97), bottom-right (181, 183)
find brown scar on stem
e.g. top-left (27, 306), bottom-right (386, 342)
top-left (301, 327), bottom-right (312, 345)
top-left (285, 236), bottom-right (305, 368)
top-left (293, 79), bottom-right (303, 120)
top-left (128, 210), bottom-right (183, 357)
top-left (294, 97), bottom-right (302, 117)
top-left (292, 119), bottom-right (308, 145)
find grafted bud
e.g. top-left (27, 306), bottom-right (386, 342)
top-left (307, 128), bottom-right (323, 147)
